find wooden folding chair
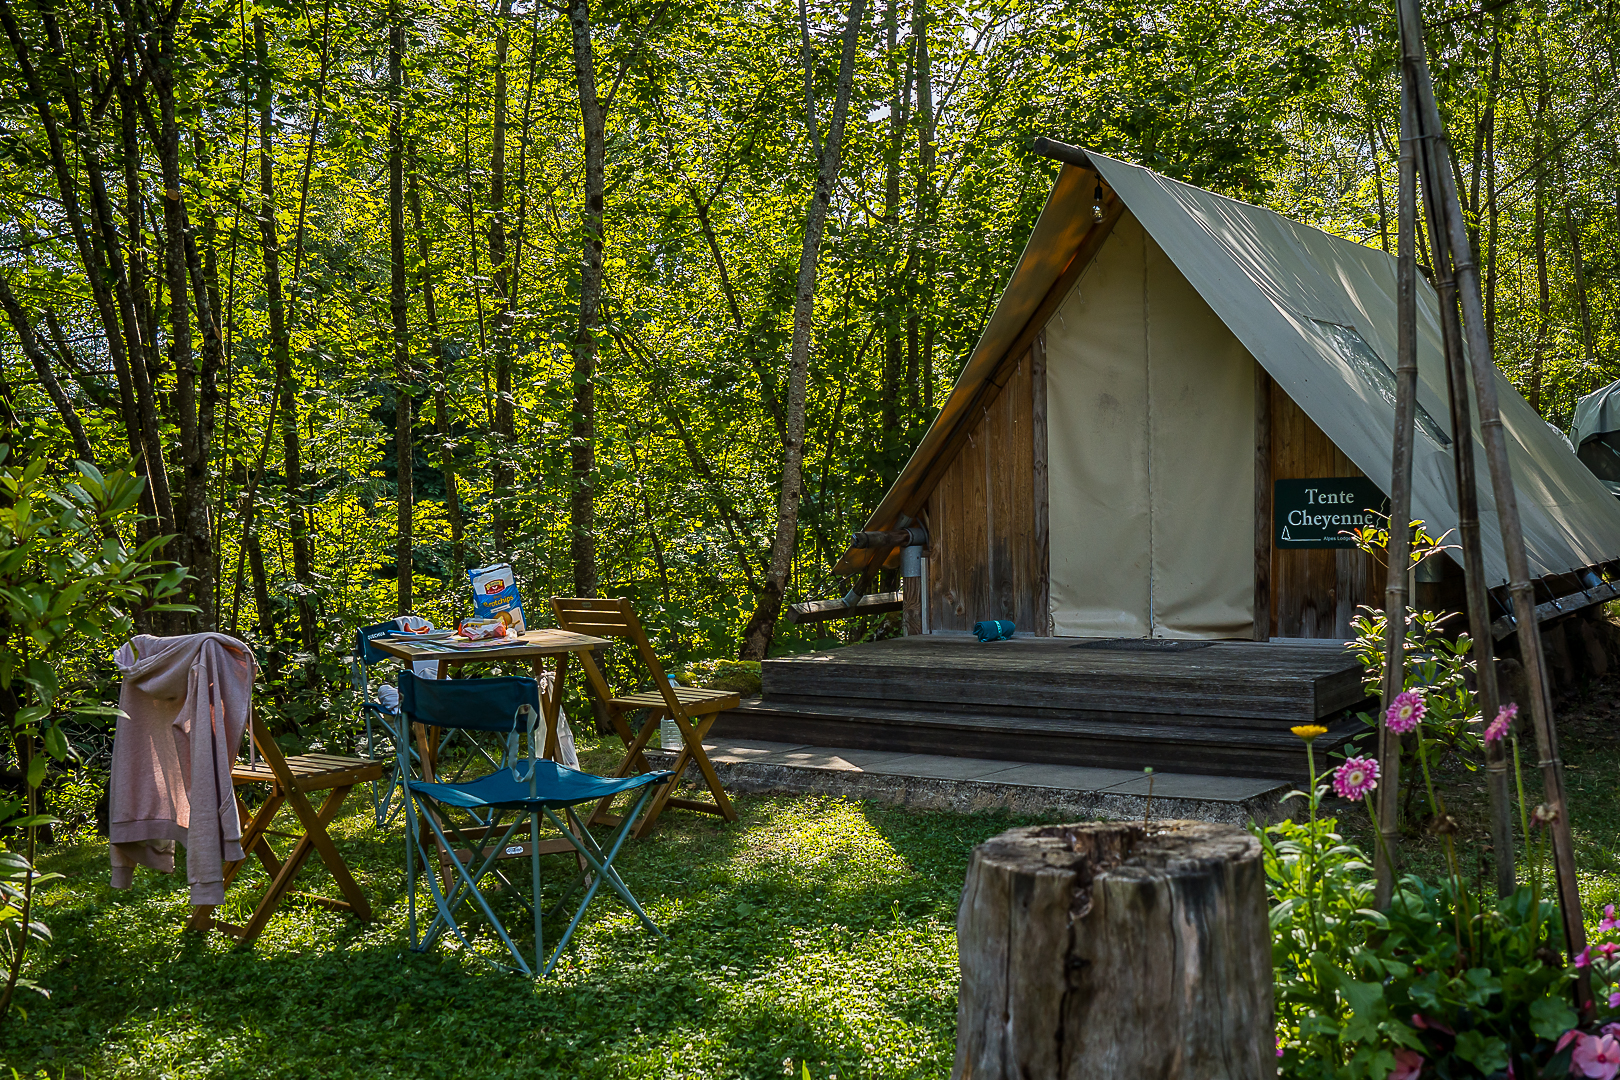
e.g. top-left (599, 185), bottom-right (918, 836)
top-left (551, 597), bottom-right (740, 837)
top-left (187, 708), bottom-right (384, 943)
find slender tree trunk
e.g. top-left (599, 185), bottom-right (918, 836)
top-left (1564, 201), bottom-right (1597, 388)
top-left (0, 274), bottom-right (95, 464)
top-left (146, 4), bottom-right (222, 630)
top-left (1531, 158), bottom-right (1548, 414)
top-left (489, 0), bottom-right (514, 550)
top-left (1484, 32), bottom-right (1500, 346)
top-left (408, 146), bottom-right (465, 580)
top-left (389, 5), bottom-right (412, 614)
top-left (568, 0), bottom-right (605, 597)
top-left (879, 0), bottom-right (904, 453)
top-left (740, 0), bottom-right (869, 659)
top-left (255, 14), bottom-right (316, 653)
top-left (2, 0), bottom-right (160, 554)
top-left (913, 0), bottom-right (935, 417)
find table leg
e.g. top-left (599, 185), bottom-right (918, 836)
top-left (535, 653), bottom-right (571, 761)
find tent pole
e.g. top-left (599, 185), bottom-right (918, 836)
top-left (1400, 0), bottom-right (1584, 995)
top-left (1401, 60), bottom-right (1515, 900)
top-left (1375, 82), bottom-right (1419, 910)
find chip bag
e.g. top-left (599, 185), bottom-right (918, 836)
top-left (467, 562), bottom-right (527, 634)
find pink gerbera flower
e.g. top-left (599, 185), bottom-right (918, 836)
top-left (1386, 690), bottom-right (1426, 734)
top-left (1573, 1032), bottom-right (1620, 1080)
top-left (1391, 1047), bottom-right (1424, 1080)
top-left (1332, 756), bottom-right (1380, 799)
top-left (1485, 703), bottom-right (1518, 743)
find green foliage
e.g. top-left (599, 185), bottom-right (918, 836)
top-left (0, 442), bottom-right (190, 1016)
top-left (1347, 605), bottom-right (1482, 767)
top-left (0, 445), bottom-right (190, 742)
top-left (1264, 811), bottom-right (1577, 1078)
top-left (677, 659), bottom-right (764, 696)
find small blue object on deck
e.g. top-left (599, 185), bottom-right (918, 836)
top-left (973, 620), bottom-right (1016, 642)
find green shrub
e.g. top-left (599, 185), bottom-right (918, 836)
top-left (678, 659), bottom-right (763, 696)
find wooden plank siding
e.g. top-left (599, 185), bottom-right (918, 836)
top-left (925, 346), bottom-right (1042, 633)
top-left (1268, 379), bottom-right (1381, 638)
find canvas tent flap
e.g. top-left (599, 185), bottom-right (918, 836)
top-left (1044, 215), bottom-right (1256, 638)
top-left (1570, 379), bottom-right (1620, 498)
top-left (1083, 150), bottom-right (1620, 585)
top-left (1573, 380), bottom-right (1620, 447)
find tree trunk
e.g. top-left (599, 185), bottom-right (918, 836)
top-left (568, 0), bottom-right (605, 598)
top-left (147, 4), bottom-right (221, 630)
top-left (255, 14), bottom-right (316, 654)
top-left (1565, 202), bottom-right (1597, 388)
top-left (879, 0), bottom-right (905, 456)
top-left (0, 273), bottom-right (95, 465)
top-left (408, 143), bottom-right (465, 582)
top-left (739, 0), bottom-right (867, 660)
top-left (955, 821), bottom-right (1273, 1080)
top-left (913, 0), bottom-right (934, 417)
top-left (489, 0), bottom-right (514, 551)
top-left (389, 6), bottom-right (412, 615)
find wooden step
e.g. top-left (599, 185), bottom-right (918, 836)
top-left (711, 701), bottom-right (1365, 781)
top-left (761, 637), bottom-right (1367, 722)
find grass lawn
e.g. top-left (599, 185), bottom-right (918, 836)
top-left (8, 653), bottom-right (1620, 1078)
top-left (0, 733), bottom-right (1046, 1079)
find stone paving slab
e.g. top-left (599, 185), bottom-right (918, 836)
top-left (644, 737), bottom-right (1295, 827)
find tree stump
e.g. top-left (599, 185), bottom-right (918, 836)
top-left (955, 820), bottom-right (1272, 1079)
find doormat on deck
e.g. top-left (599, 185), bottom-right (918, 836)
top-left (1070, 639), bottom-right (1214, 653)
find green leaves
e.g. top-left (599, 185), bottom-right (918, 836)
top-left (1530, 994), bottom-right (1578, 1040)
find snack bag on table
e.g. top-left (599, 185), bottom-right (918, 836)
top-left (466, 563), bottom-right (527, 635)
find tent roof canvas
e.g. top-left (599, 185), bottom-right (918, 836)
top-left (839, 146), bottom-right (1620, 587)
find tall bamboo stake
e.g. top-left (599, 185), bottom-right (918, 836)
top-left (1397, 0), bottom-right (1585, 1001)
top-left (1402, 74), bottom-right (1515, 900)
top-left (1375, 85), bottom-right (1418, 910)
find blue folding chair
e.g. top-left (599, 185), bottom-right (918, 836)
top-left (398, 672), bottom-right (673, 977)
top-left (353, 620), bottom-right (409, 827)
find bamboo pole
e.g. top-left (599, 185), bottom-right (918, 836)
top-left (1404, 79), bottom-right (1516, 900)
top-left (1375, 85), bottom-right (1418, 910)
top-left (1398, 0), bottom-right (1584, 1000)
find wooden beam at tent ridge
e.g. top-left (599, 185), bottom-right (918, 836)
top-left (833, 176), bottom-right (1124, 577)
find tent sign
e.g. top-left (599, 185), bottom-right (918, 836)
top-left (1274, 478), bottom-right (1388, 548)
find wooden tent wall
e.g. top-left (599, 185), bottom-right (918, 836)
top-left (1262, 373), bottom-right (1382, 638)
top-left (922, 344), bottom-right (1048, 634)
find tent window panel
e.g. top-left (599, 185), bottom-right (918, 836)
top-left (1312, 320), bottom-right (1451, 448)
top-left (1578, 434), bottom-right (1620, 484)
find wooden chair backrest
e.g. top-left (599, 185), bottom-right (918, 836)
top-left (243, 705), bottom-right (302, 790)
top-left (551, 597), bottom-right (682, 715)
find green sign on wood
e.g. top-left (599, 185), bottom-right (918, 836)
top-left (1274, 478), bottom-right (1389, 548)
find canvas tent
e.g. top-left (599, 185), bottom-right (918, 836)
top-left (834, 142), bottom-right (1620, 640)
top-left (1571, 379), bottom-right (1620, 498)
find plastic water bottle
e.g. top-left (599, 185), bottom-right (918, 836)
top-left (660, 675), bottom-right (681, 750)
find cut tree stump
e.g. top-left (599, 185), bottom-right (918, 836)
top-left (955, 820), bottom-right (1272, 1079)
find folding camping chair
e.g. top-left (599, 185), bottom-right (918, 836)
top-left (187, 707), bottom-right (384, 943)
top-left (551, 597), bottom-right (741, 837)
top-left (354, 620), bottom-right (410, 826)
top-left (397, 672), bottom-right (672, 976)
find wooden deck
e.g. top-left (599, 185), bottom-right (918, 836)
top-left (712, 636), bottom-right (1371, 780)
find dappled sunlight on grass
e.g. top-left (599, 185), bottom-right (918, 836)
top-left (0, 769), bottom-right (1046, 1078)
